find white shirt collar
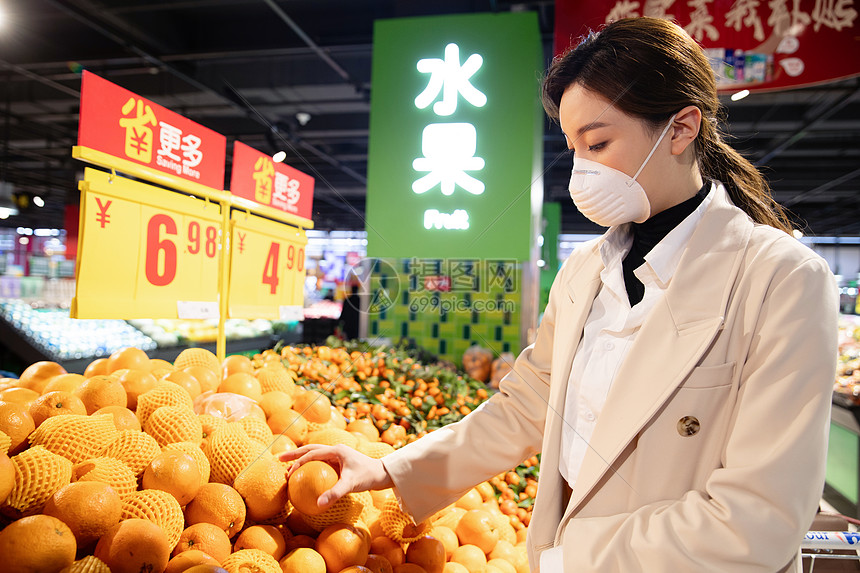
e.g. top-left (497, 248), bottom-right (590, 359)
top-left (642, 184), bottom-right (715, 285)
top-left (596, 183), bottom-right (716, 287)
top-left (598, 223), bottom-right (632, 269)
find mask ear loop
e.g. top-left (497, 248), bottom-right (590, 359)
top-left (627, 113), bottom-right (677, 186)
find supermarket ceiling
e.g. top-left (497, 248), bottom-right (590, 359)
top-left (0, 0), bottom-right (859, 236)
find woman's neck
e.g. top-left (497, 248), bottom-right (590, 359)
top-left (645, 158), bottom-right (704, 216)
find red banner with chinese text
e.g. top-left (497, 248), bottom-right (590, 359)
top-left (229, 141), bottom-right (315, 222)
top-left (77, 71), bottom-right (226, 190)
top-left (554, 0), bottom-right (860, 92)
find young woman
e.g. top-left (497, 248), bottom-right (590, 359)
top-left (282, 17), bottom-right (838, 572)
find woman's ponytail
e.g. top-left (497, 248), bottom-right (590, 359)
top-left (698, 119), bottom-right (793, 234)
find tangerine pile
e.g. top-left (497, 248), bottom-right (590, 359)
top-left (278, 341), bottom-right (539, 524)
top-left (0, 346), bottom-right (532, 573)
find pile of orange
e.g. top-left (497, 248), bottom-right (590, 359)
top-left (0, 346), bottom-right (532, 573)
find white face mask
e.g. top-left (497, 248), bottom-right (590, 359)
top-left (568, 114), bottom-right (676, 227)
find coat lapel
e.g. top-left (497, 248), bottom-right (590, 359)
top-left (528, 239), bottom-right (604, 552)
top-left (562, 184), bottom-right (755, 518)
top-left (549, 246), bottom-right (605, 410)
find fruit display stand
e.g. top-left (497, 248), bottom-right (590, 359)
top-left (826, 315), bottom-right (860, 519)
top-left (0, 300), bottom-right (157, 373)
top-left (0, 300), bottom-right (300, 376)
top-left (824, 401), bottom-right (860, 519)
top-left (0, 343), bottom-right (535, 573)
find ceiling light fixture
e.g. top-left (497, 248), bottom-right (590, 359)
top-left (730, 89), bottom-right (750, 102)
top-left (33, 196), bottom-right (44, 207)
top-left (272, 151), bottom-right (287, 163)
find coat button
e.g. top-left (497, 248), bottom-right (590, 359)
top-left (677, 416), bottom-right (700, 436)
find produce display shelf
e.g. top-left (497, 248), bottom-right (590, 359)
top-left (826, 402), bottom-right (860, 521)
top-left (0, 301), bottom-right (156, 369)
top-left (0, 311), bottom-right (47, 372)
top-left (0, 310), bottom-right (301, 375)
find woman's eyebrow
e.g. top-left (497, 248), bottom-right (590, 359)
top-left (576, 120), bottom-right (610, 137)
top-left (562, 120), bottom-right (610, 145)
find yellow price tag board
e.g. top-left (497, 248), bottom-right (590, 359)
top-left (72, 167), bottom-right (222, 319)
top-left (228, 211), bottom-right (307, 319)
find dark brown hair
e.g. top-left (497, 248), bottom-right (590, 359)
top-left (543, 17), bottom-right (792, 233)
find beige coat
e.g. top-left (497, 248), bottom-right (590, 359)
top-left (382, 184), bottom-right (838, 572)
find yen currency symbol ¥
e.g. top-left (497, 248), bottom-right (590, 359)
top-left (95, 197), bottom-right (112, 228)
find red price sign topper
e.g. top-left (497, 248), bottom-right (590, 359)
top-left (228, 211), bottom-right (307, 320)
top-left (72, 168), bottom-right (222, 319)
top-left (77, 71), bottom-right (226, 191)
top-left (229, 141), bottom-right (314, 223)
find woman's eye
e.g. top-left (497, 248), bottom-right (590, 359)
top-left (588, 142), bottom-right (606, 152)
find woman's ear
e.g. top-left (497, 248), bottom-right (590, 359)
top-left (670, 105), bottom-right (702, 156)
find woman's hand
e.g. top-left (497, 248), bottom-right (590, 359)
top-left (279, 444), bottom-right (394, 512)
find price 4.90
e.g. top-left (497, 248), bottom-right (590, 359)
top-left (145, 214), bottom-right (218, 286)
top-left (262, 241), bottom-right (304, 295)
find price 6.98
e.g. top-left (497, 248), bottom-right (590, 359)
top-left (145, 214), bottom-right (218, 286)
top-left (262, 241), bottom-right (305, 295)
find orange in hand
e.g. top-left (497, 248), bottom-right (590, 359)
top-left (287, 459), bottom-right (339, 516)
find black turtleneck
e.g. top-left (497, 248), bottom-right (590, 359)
top-left (622, 182), bottom-right (710, 307)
